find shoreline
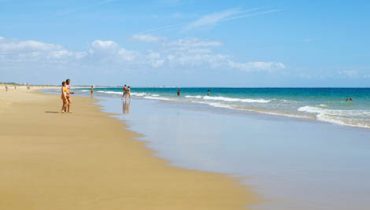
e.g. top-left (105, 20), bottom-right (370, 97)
top-left (0, 87), bottom-right (258, 210)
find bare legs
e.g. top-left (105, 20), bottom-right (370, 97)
top-left (66, 97), bottom-right (71, 113)
top-left (61, 100), bottom-right (68, 113)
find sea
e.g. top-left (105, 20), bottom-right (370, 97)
top-left (84, 87), bottom-right (370, 129)
top-left (56, 87), bottom-right (370, 210)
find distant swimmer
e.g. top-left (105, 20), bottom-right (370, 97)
top-left (177, 88), bottom-right (181, 96)
top-left (207, 89), bottom-right (211, 96)
top-left (345, 97), bottom-right (353, 102)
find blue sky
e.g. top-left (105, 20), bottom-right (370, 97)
top-left (0, 0), bottom-right (369, 86)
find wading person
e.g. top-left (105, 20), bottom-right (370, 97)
top-left (90, 85), bottom-right (94, 96)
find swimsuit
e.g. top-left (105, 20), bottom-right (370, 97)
top-left (61, 87), bottom-right (68, 99)
top-left (66, 85), bottom-right (71, 96)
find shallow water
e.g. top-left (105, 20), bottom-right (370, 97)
top-left (97, 96), bottom-right (370, 210)
top-left (85, 87), bottom-right (370, 129)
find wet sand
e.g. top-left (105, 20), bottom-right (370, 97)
top-left (0, 87), bottom-right (257, 210)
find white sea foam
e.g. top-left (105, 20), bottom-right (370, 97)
top-left (203, 96), bottom-right (271, 103)
top-left (185, 95), bottom-right (203, 99)
top-left (143, 96), bottom-right (172, 101)
top-left (195, 101), bottom-right (307, 119)
top-left (298, 106), bottom-right (370, 117)
top-left (185, 95), bottom-right (270, 103)
top-left (131, 92), bottom-right (147, 97)
top-left (298, 106), bottom-right (370, 128)
top-left (97, 91), bottom-right (123, 95)
top-left (95, 90), bottom-right (153, 98)
top-left (201, 102), bottom-right (234, 109)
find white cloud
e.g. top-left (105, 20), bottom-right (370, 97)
top-left (0, 37), bottom-right (83, 62)
top-left (89, 40), bottom-right (119, 57)
top-left (337, 69), bottom-right (370, 79)
top-left (0, 39), bottom-right (62, 52)
top-left (228, 61), bottom-right (286, 72)
top-left (338, 70), bottom-right (359, 78)
top-left (131, 34), bottom-right (163, 42)
top-left (88, 40), bottom-right (137, 62)
top-left (91, 40), bottom-right (118, 49)
top-left (167, 38), bottom-right (223, 48)
top-left (184, 8), bottom-right (280, 31)
top-left (0, 36), bottom-right (285, 74)
top-left (137, 36), bottom-right (284, 72)
top-left (184, 8), bottom-right (241, 30)
top-left (146, 51), bottom-right (165, 68)
top-left (117, 49), bottom-right (137, 61)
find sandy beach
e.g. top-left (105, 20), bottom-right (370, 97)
top-left (0, 86), bottom-right (257, 210)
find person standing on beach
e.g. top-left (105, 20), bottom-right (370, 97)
top-left (5, 85), bottom-right (8, 92)
top-left (177, 88), bottom-right (181, 96)
top-left (65, 79), bottom-right (73, 113)
top-left (61, 81), bottom-right (68, 113)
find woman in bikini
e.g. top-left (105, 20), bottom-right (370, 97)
top-left (61, 81), bottom-right (68, 113)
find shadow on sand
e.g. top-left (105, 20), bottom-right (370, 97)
top-left (45, 111), bottom-right (60, 114)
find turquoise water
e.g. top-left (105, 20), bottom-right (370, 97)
top-left (81, 87), bottom-right (370, 129)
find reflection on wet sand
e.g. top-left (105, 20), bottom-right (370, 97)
top-left (122, 101), bottom-right (130, 114)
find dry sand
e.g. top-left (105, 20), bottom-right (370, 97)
top-left (0, 87), bottom-right (258, 210)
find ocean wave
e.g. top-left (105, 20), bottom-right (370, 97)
top-left (95, 90), bottom-right (169, 101)
top-left (193, 101), bottom-right (307, 119)
top-left (185, 95), bottom-right (203, 99)
top-left (143, 96), bottom-right (172, 101)
top-left (298, 106), bottom-right (370, 128)
top-left (195, 101), bottom-right (234, 109)
top-left (97, 90), bottom-right (122, 95)
top-left (95, 91), bottom-right (149, 97)
top-left (298, 106), bottom-right (370, 117)
top-left (185, 95), bottom-right (271, 103)
top-left (131, 92), bottom-right (147, 97)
